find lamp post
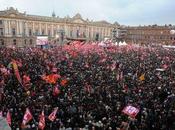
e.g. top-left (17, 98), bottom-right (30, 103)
top-left (112, 27), bottom-right (118, 46)
top-left (57, 29), bottom-right (65, 53)
top-left (22, 21), bottom-right (26, 47)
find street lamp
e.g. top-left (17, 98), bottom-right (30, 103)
top-left (112, 27), bottom-right (118, 46)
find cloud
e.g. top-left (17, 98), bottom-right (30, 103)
top-left (0, 0), bottom-right (175, 25)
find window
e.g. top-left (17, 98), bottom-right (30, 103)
top-left (83, 32), bottom-right (86, 38)
top-left (70, 30), bottom-right (73, 37)
top-left (30, 39), bottom-right (32, 45)
top-left (76, 30), bottom-right (79, 38)
top-left (170, 37), bottom-right (173, 40)
top-left (35, 29), bottom-right (39, 35)
top-left (42, 29), bottom-right (45, 35)
top-left (95, 33), bottom-right (99, 41)
top-left (13, 39), bottom-right (16, 45)
top-left (54, 30), bottom-right (57, 36)
top-left (29, 29), bottom-right (32, 36)
top-left (0, 28), bottom-right (3, 36)
top-left (24, 39), bottom-right (27, 44)
top-left (48, 30), bottom-right (51, 36)
top-left (23, 29), bottom-right (26, 36)
top-left (0, 20), bottom-right (2, 25)
top-left (0, 39), bottom-right (4, 45)
top-left (12, 28), bottom-right (16, 36)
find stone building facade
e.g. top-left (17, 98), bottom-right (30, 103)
top-left (124, 25), bottom-right (175, 45)
top-left (0, 7), bottom-right (119, 47)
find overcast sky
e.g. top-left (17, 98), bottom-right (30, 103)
top-left (0, 0), bottom-right (174, 26)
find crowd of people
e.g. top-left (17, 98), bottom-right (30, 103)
top-left (0, 42), bottom-right (175, 130)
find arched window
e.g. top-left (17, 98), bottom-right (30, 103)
top-left (30, 39), bottom-right (32, 45)
top-left (24, 39), bottom-right (27, 44)
top-left (29, 29), bottom-right (32, 36)
top-left (12, 28), bottom-right (16, 36)
top-left (0, 39), bottom-right (4, 45)
top-left (13, 39), bottom-right (16, 45)
top-left (48, 30), bottom-right (51, 36)
top-left (42, 29), bottom-right (45, 35)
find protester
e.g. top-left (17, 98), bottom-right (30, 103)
top-left (0, 42), bottom-right (175, 130)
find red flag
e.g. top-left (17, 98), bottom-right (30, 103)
top-left (22, 108), bottom-right (33, 126)
top-left (85, 83), bottom-right (92, 93)
top-left (23, 75), bottom-right (31, 88)
top-left (12, 60), bottom-right (22, 84)
top-left (38, 110), bottom-right (45, 130)
top-left (48, 107), bottom-right (58, 122)
top-left (42, 74), bottom-right (61, 84)
top-left (60, 79), bottom-right (68, 86)
top-left (23, 75), bottom-right (31, 84)
top-left (53, 85), bottom-right (60, 96)
top-left (6, 111), bottom-right (11, 126)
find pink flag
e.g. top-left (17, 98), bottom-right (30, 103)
top-left (38, 110), bottom-right (45, 130)
top-left (22, 108), bottom-right (33, 126)
top-left (48, 107), bottom-right (58, 122)
top-left (117, 73), bottom-right (120, 81)
top-left (163, 64), bottom-right (168, 69)
top-left (120, 71), bottom-right (123, 80)
top-left (122, 105), bottom-right (139, 118)
top-left (6, 111), bottom-right (11, 126)
top-left (0, 111), bottom-right (2, 117)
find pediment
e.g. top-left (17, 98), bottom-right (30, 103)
top-left (2, 7), bottom-right (26, 18)
top-left (9, 13), bottom-right (17, 17)
top-left (73, 19), bottom-right (85, 24)
top-left (4, 12), bottom-right (26, 19)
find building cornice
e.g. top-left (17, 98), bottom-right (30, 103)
top-left (0, 7), bottom-right (118, 28)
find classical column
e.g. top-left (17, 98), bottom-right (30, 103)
top-left (25, 22), bottom-right (28, 36)
top-left (32, 22), bottom-right (35, 35)
top-left (39, 23), bottom-right (42, 35)
top-left (8, 20), bottom-right (11, 35)
top-left (18, 21), bottom-right (21, 35)
top-left (19, 21), bottom-right (23, 36)
top-left (91, 27), bottom-right (94, 40)
top-left (51, 24), bottom-right (54, 37)
top-left (4, 20), bottom-right (8, 35)
top-left (46, 23), bottom-right (48, 35)
top-left (16, 20), bottom-right (19, 36)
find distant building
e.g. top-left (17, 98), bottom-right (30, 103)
top-left (0, 7), bottom-right (119, 47)
top-left (123, 25), bottom-right (175, 45)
